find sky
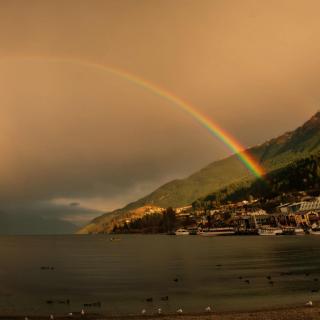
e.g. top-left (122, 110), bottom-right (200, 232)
top-left (0, 0), bottom-right (320, 232)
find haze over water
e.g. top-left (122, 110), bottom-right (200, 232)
top-left (0, 235), bottom-right (320, 316)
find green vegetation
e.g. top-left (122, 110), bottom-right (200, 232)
top-left (112, 207), bottom-right (182, 234)
top-left (114, 112), bottom-right (320, 209)
top-left (79, 112), bottom-right (320, 234)
top-left (198, 153), bottom-right (320, 212)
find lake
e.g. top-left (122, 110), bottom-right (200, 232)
top-left (0, 235), bottom-right (320, 316)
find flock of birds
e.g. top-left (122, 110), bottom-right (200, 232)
top-left (24, 306), bottom-right (211, 320)
top-left (236, 271), bottom-right (320, 293)
top-left (29, 266), bottom-right (318, 319)
top-left (22, 300), bottom-right (315, 320)
top-left (24, 309), bottom-right (85, 320)
top-left (138, 272), bottom-right (318, 316)
top-left (141, 305), bottom-right (213, 315)
top-left (139, 270), bottom-right (319, 315)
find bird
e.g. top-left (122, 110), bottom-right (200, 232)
top-left (146, 297), bottom-right (153, 302)
top-left (141, 309), bottom-right (146, 315)
top-left (68, 312), bottom-right (73, 317)
top-left (245, 279), bottom-right (250, 284)
top-left (160, 296), bottom-right (169, 301)
top-left (158, 308), bottom-right (162, 314)
top-left (266, 276), bottom-right (272, 280)
top-left (306, 301), bottom-right (313, 307)
top-left (205, 306), bottom-right (212, 312)
top-left (81, 309), bottom-right (85, 316)
top-left (173, 278), bottom-right (179, 282)
top-left (176, 308), bottom-right (183, 313)
top-left (24, 317), bottom-right (29, 320)
top-left (50, 315), bottom-right (54, 320)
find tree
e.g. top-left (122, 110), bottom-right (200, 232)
top-left (163, 207), bottom-right (176, 232)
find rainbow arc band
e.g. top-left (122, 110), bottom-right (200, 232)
top-left (1, 56), bottom-right (265, 178)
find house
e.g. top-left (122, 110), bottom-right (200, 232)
top-left (294, 211), bottom-right (320, 227)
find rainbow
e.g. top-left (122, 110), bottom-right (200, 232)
top-left (1, 56), bottom-right (265, 178)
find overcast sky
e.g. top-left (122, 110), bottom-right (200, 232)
top-left (0, 0), bottom-right (320, 230)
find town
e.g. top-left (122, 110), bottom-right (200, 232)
top-left (111, 191), bottom-right (320, 236)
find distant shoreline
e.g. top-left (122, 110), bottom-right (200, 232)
top-left (1, 305), bottom-right (319, 320)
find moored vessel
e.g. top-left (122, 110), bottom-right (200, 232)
top-left (294, 227), bottom-right (305, 235)
top-left (175, 228), bottom-right (190, 236)
top-left (309, 227), bottom-right (320, 235)
top-left (280, 227), bottom-right (305, 235)
top-left (198, 227), bottom-right (235, 236)
top-left (258, 227), bottom-right (282, 236)
top-left (308, 223), bottom-right (320, 235)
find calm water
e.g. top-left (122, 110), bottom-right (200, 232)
top-left (0, 235), bottom-right (320, 316)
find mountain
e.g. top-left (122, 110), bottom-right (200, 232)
top-left (78, 112), bottom-right (320, 234)
top-left (202, 153), bottom-right (320, 207)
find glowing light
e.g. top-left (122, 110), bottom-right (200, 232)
top-left (1, 56), bottom-right (265, 178)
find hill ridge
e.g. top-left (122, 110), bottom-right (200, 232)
top-left (78, 112), bottom-right (320, 234)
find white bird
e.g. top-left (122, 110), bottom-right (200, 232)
top-left (24, 317), bottom-right (29, 320)
top-left (158, 308), bottom-right (162, 314)
top-left (205, 306), bottom-right (212, 312)
top-left (68, 312), bottom-right (73, 317)
top-left (141, 309), bottom-right (146, 315)
top-left (81, 309), bottom-right (85, 316)
top-left (50, 315), bottom-right (54, 320)
top-left (306, 300), bottom-right (313, 307)
top-left (176, 308), bottom-right (183, 313)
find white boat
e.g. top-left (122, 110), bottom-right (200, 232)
top-left (309, 223), bottom-right (320, 235)
top-left (281, 227), bottom-right (305, 235)
top-left (198, 227), bottom-right (235, 236)
top-left (309, 227), bottom-right (320, 235)
top-left (294, 228), bottom-right (305, 235)
top-left (109, 237), bottom-right (121, 241)
top-left (175, 228), bottom-right (190, 236)
top-left (258, 227), bottom-right (283, 236)
top-left (281, 227), bottom-right (295, 235)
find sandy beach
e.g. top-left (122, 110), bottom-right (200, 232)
top-left (1, 305), bottom-right (320, 320)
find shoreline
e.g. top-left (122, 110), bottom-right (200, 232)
top-left (1, 305), bottom-right (319, 320)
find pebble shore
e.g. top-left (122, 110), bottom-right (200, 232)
top-left (1, 305), bottom-right (320, 320)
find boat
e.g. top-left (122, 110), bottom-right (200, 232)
top-left (235, 228), bottom-right (259, 236)
top-left (175, 228), bottom-right (190, 236)
top-left (280, 227), bottom-right (305, 235)
top-left (307, 223), bottom-right (320, 235)
top-left (187, 228), bottom-right (198, 235)
top-left (294, 227), bottom-right (305, 235)
top-left (309, 226), bottom-right (320, 235)
top-left (309, 228), bottom-right (320, 235)
top-left (258, 227), bottom-right (283, 236)
top-left (280, 227), bottom-right (295, 235)
top-left (198, 227), bottom-right (235, 236)
top-left (109, 237), bottom-right (121, 242)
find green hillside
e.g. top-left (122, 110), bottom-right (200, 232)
top-left (78, 112), bottom-right (320, 234)
top-left (201, 153), bottom-right (320, 206)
